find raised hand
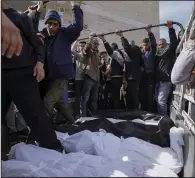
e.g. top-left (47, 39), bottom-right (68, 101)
top-left (145, 24), bottom-right (152, 33)
top-left (167, 20), bottom-right (173, 29)
top-left (116, 29), bottom-right (123, 37)
top-left (70, 1), bottom-right (82, 7)
top-left (90, 32), bottom-right (97, 37)
top-left (98, 33), bottom-right (105, 41)
top-left (37, 1), bottom-right (44, 12)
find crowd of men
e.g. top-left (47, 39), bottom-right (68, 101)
top-left (72, 21), bottom-right (180, 118)
top-left (1, 0), bottom-right (189, 158)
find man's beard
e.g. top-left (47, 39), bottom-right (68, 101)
top-left (156, 44), bottom-right (169, 56)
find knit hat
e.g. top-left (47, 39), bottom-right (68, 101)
top-left (44, 10), bottom-right (61, 26)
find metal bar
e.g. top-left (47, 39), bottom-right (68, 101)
top-left (23, 1), bottom-right (50, 14)
top-left (78, 21), bottom-right (184, 41)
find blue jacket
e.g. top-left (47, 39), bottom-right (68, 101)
top-left (41, 6), bottom-right (83, 80)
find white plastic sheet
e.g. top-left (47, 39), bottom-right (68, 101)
top-left (2, 143), bottom-right (178, 177)
top-left (171, 39), bottom-right (195, 85)
top-left (2, 126), bottom-right (184, 177)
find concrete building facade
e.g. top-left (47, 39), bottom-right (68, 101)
top-left (7, 1), bottom-right (160, 50)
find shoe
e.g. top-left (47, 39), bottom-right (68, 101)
top-left (9, 132), bottom-right (20, 146)
top-left (18, 128), bottom-right (30, 136)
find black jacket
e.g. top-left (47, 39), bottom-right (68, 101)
top-left (2, 8), bottom-right (45, 70)
top-left (121, 37), bottom-right (142, 83)
top-left (103, 41), bottom-right (124, 77)
top-left (155, 28), bottom-right (177, 82)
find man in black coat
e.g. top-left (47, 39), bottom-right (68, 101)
top-left (139, 25), bottom-right (157, 112)
top-left (155, 20), bottom-right (178, 115)
top-left (1, 1), bottom-right (63, 158)
top-left (116, 30), bottom-right (142, 110)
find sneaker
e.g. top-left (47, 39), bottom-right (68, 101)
top-left (18, 128), bottom-right (30, 136)
top-left (9, 132), bottom-right (20, 146)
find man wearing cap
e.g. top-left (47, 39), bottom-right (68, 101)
top-left (39, 1), bottom-right (83, 122)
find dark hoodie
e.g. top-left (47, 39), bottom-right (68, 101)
top-left (40, 6), bottom-right (83, 80)
top-left (2, 8), bottom-right (45, 70)
top-left (120, 37), bottom-right (142, 84)
top-left (155, 28), bottom-right (178, 82)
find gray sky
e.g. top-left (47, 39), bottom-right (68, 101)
top-left (160, 1), bottom-right (194, 41)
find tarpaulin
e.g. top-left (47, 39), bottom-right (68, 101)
top-left (55, 110), bottom-right (174, 147)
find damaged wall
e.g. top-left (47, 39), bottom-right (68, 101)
top-left (6, 1), bottom-right (160, 51)
top-left (42, 1), bottom-right (160, 50)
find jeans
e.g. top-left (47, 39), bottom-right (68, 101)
top-left (81, 75), bottom-right (99, 117)
top-left (74, 80), bottom-right (84, 117)
top-left (126, 80), bottom-right (139, 110)
top-left (155, 82), bottom-right (172, 115)
top-left (111, 77), bottom-right (123, 109)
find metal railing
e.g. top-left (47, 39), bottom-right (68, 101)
top-left (171, 4), bottom-right (195, 135)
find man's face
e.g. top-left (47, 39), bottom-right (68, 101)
top-left (158, 39), bottom-right (167, 49)
top-left (142, 43), bottom-right (150, 52)
top-left (78, 43), bottom-right (86, 52)
top-left (46, 19), bottom-right (60, 36)
top-left (111, 44), bottom-right (118, 51)
top-left (101, 53), bottom-right (108, 62)
top-left (92, 41), bottom-right (99, 51)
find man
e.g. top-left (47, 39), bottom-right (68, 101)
top-left (155, 20), bottom-right (178, 115)
top-left (1, 1), bottom-right (63, 158)
top-left (116, 30), bottom-right (142, 110)
top-left (39, 1), bottom-right (83, 122)
top-left (81, 33), bottom-right (100, 116)
top-left (72, 40), bottom-right (87, 118)
top-left (98, 34), bottom-right (126, 109)
top-left (139, 25), bottom-right (157, 112)
top-left (99, 51), bottom-right (112, 108)
top-left (5, 2), bottom-right (45, 140)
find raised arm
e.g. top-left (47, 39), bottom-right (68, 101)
top-left (115, 30), bottom-right (131, 52)
top-left (82, 32), bottom-right (96, 57)
top-left (167, 20), bottom-right (178, 53)
top-left (27, 1), bottom-right (43, 32)
top-left (62, 1), bottom-right (84, 43)
top-left (115, 30), bottom-right (134, 59)
top-left (145, 24), bottom-right (157, 55)
top-left (98, 34), bottom-right (114, 56)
